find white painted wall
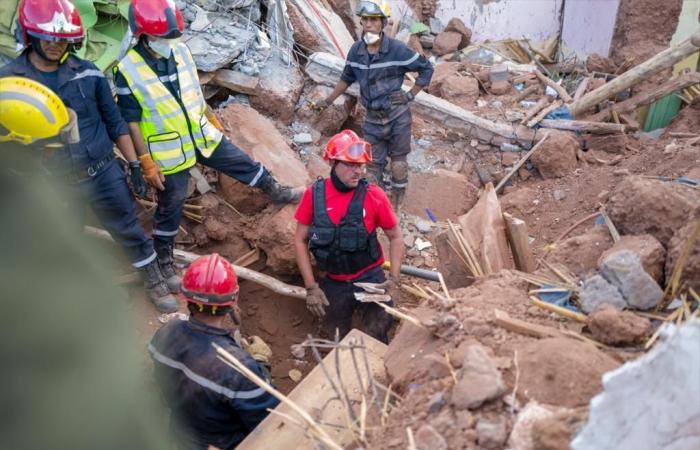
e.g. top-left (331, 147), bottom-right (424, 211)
top-left (388, 0), bottom-right (564, 42)
top-left (561, 0), bottom-right (621, 57)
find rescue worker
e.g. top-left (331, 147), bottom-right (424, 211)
top-left (293, 130), bottom-right (404, 343)
top-left (0, 0), bottom-right (177, 312)
top-left (0, 77), bottom-right (172, 449)
top-left (314, 0), bottom-right (433, 212)
top-left (149, 253), bottom-right (279, 450)
top-left (115, 0), bottom-right (301, 293)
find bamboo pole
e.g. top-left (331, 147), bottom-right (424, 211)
top-left (495, 133), bottom-right (551, 193)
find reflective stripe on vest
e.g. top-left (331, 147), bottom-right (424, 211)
top-left (117, 43), bottom-right (223, 175)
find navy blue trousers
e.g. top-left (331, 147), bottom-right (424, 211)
top-left (153, 137), bottom-right (268, 244)
top-left (75, 159), bottom-right (155, 267)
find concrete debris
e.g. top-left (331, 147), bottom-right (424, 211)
top-left (248, 56), bottom-right (304, 124)
top-left (212, 69), bottom-right (259, 95)
top-left (572, 319), bottom-right (700, 450)
top-left (286, 0), bottom-right (353, 57)
top-left (598, 234), bottom-right (666, 283)
top-left (450, 344), bottom-right (506, 410)
top-left (292, 133), bottom-right (313, 145)
top-left (508, 402), bottom-right (561, 450)
top-left (476, 417), bottom-right (508, 450)
top-left (600, 250), bottom-right (663, 310)
top-left (414, 218), bottom-right (433, 234)
top-left (587, 304), bottom-right (651, 346)
top-left (433, 31), bottom-right (463, 56)
top-left (437, 74), bottom-right (480, 109)
top-left (443, 18), bottom-right (472, 49)
top-left (579, 274), bottom-right (627, 314)
top-left (295, 84), bottom-right (355, 135)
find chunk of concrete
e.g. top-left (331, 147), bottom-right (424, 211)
top-left (433, 31), bottom-right (462, 56)
top-left (598, 234), bottom-right (666, 283)
top-left (476, 417), bottom-right (507, 450)
top-left (579, 275), bottom-right (627, 314)
top-left (248, 57), bottom-right (304, 124)
top-left (572, 319), bottom-right (700, 450)
top-left (600, 250), bottom-right (663, 310)
top-left (450, 344), bottom-right (505, 410)
top-left (444, 18), bottom-right (472, 49)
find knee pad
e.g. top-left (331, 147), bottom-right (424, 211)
top-left (365, 163), bottom-right (384, 186)
top-left (390, 159), bottom-right (408, 188)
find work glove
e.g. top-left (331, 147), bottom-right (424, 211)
top-left (389, 90), bottom-right (414, 106)
top-left (375, 274), bottom-right (401, 301)
top-left (244, 335), bottom-right (273, 365)
top-left (60, 108), bottom-right (80, 144)
top-left (128, 160), bottom-right (149, 199)
top-left (139, 154), bottom-right (165, 191)
top-left (306, 283), bottom-right (329, 318)
top-left (310, 99), bottom-right (330, 111)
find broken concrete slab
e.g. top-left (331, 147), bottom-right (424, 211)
top-left (600, 250), bottom-right (663, 310)
top-left (294, 84), bottom-right (355, 135)
top-left (404, 169), bottom-right (479, 221)
top-left (579, 274), bottom-right (627, 314)
top-left (184, 19), bottom-right (256, 72)
top-left (598, 234), bottom-right (666, 283)
top-left (450, 344), bottom-right (506, 410)
top-left (587, 304), bottom-right (651, 346)
top-left (572, 319), bottom-right (700, 450)
top-left (607, 176), bottom-right (700, 246)
top-left (286, 0), bottom-right (354, 57)
top-left (249, 57), bottom-right (305, 124)
top-left (305, 52), bottom-right (539, 147)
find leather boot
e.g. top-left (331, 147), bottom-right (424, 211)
top-left (140, 260), bottom-right (178, 312)
top-left (259, 175), bottom-right (302, 205)
top-left (154, 240), bottom-right (181, 293)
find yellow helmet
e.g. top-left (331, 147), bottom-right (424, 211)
top-left (0, 76), bottom-right (70, 145)
top-left (356, 0), bottom-right (391, 18)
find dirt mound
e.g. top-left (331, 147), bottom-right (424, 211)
top-left (404, 169), bottom-right (479, 221)
top-left (244, 205), bottom-right (299, 274)
top-left (531, 132), bottom-right (579, 179)
top-left (665, 221), bottom-right (700, 293)
top-left (515, 338), bottom-right (620, 408)
top-left (607, 176), bottom-right (700, 246)
top-left (665, 103), bottom-right (700, 135)
top-left (549, 226), bottom-right (614, 277)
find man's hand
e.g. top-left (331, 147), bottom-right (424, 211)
top-left (389, 90), bottom-right (414, 106)
top-left (306, 283), bottom-right (329, 317)
top-left (128, 160), bottom-right (149, 199)
top-left (375, 274), bottom-right (401, 301)
top-left (310, 99), bottom-right (330, 112)
top-left (138, 154), bottom-right (165, 191)
top-left (244, 335), bottom-right (273, 365)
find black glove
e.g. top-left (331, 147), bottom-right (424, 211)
top-left (129, 161), bottom-right (148, 199)
top-left (389, 90), bottom-right (414, 106)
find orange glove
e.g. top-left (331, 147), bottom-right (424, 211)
top-left (205, 109), bottom-right (225, 132)
top-left (138, 154), bottom-right (165, 191)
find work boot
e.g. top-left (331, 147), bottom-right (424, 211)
top-left (154, 240), bottom-right (181, 294)
top-left (259, 176), bottom-right (302, 205)
top-left (140, 260), bottom-right (178, 313)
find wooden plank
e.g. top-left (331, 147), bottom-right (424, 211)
top-left (493, 309), bottom-right (564, 339)
top-left (573, 76), bottom-right (591, 102)
top-left (212, 69), bottom-right (260, 95)
top-left (503, 213), bottom-right (536, 273)
top-left (571, 31), bottom-right (700, 117)
top-left (538, 119), bottom-right (627, 134)
top-left (515, 84), bottom-right (540, 102)
top-left (495, 133), bottom-right (551, 193)
top-left (520, 96), bottom-right (551, 125)
top-left (527, 100), bottom-right (563, 128)
top-left (237, 329), bottom-right (388, 450)
top-left (535, 70), bottom-right (573, 103)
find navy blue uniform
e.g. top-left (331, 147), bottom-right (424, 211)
top-left (149, 317), bottom-right (279, 450)
top-left (114, 42), bottom-right (269, 243)
top-left (341, 36), bottom-right (433, 173)
top-left (0, 51), bottom-right (156, 268)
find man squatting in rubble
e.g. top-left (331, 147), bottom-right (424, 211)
top-left (294, 130), bottom-right (404, 344)
top-left (114, 0), bottom-right (301, 297)
top-left (315, 0), bottom-right (434, 212)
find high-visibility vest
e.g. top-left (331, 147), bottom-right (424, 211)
top-left (117, 43), bottom-right (222, 175)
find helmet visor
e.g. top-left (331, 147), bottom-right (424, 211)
top-left (357, 1), bottom-right (384, 17)
top-left (346, 142), bottom-right (372, 162)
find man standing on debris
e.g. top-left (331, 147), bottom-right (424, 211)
top-left (149, 253), bottom-right (279, 450)
top-left (315, 0), bottom-right (433, 212)
top-left (114, 0), bottom-right (300, 294)
top-left (293, 130), bottom-right (403, 343)
top-left (0, 0), bottom-right (177, 312)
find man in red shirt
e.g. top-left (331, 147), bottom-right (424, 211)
top-left (293, 130), bottom-right (404, 343)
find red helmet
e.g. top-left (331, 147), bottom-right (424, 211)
top-left (16, 0), bottom-right (84, 47)
top-left (129, 0), bottom-right (185, 39)
top-left (181, 254), bottom-right (239, 307)
top-left (322, 130), bottom-right (372, 164)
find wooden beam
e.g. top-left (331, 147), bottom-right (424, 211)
top-left (588, 71), bottom-right (700, 122)
top-left (515, 84), bottom-right (540, 102)
top-left (503, 213), bottom-right (536, 273)
top-left (571, 31), bottom-right (700, 117)
top-left (495, 133), bottom-right (550, 193)
top-left (573, 76), bottom-right (591, 102)
top-left (84, 226), bottom-right (306, 299)
top-left (520, 96), bottom-right (551, 125)
top-left (237, 329), bottom-right (388, 449)
top-left (527, 100), bottom-right (563, 128)
top-left (538, 119), bottom-right (627, 134)
top-left (535, 70), bottom-right (573, 103)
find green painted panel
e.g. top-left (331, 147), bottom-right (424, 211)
top-left (644, 94), bottom-right (682, 132)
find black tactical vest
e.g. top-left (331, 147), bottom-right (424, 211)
top-left (308, 179), bottom-right (381, 275)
